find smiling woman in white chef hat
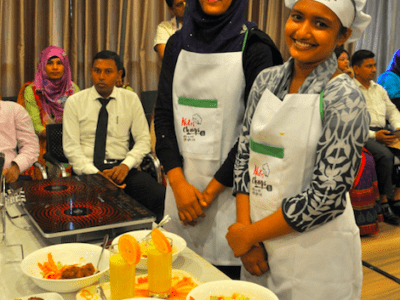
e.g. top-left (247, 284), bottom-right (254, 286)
top-left (226, 0), bottom-right (371, 299)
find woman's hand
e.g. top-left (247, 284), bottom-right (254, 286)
top-left (226, 222), bottom-right (254, 257)
top-left (241, 243), bottom-right (269, 276)
top-left (201, 178), bottom-right (226, 209)
top-left (173, 180), bottom-right (205, 225)
top-left (168, 168), bottom-right (205, 225)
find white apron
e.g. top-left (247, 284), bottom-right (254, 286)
top-left (163, 49), bottom-right (245, 265)
top-left (242, 88), bottom-right (362, 300)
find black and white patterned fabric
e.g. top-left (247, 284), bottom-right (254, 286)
top-left (234, 54), bottom-right (371, 232)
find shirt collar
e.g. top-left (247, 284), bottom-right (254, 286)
top-left (90, 86), bottom-right (118, 101)
top-left (353, 78), bottom-right (377, 90)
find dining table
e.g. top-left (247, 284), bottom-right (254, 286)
top-left (0, 204), bottom-right (231, 300)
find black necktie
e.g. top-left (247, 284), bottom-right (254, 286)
top-left (93, 97), bottom-right (111, 168)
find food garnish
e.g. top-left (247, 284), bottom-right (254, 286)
top-left (37, 253), bottom-right (96, 279)
top-left (150, 228), bottom-right (172, 254)
top-left (38, 253), bottom-right (70, 279)
top-left (135, 274), bottom-right (198, 299)
top-left (139, 238), bottom-right (177, 258)
top-left (118, 234), bottom-right (141, 265)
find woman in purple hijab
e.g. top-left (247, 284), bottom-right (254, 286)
top-left (18, 46), bottom-right (80, 179)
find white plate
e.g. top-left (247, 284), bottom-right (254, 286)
top-left (186, 280), bottom-right (278, 300)
top-left (21, 243), bottom-right (109, 293)
top-left (112, 230), bottom-right (186, 269)
top-left (12, 292), bottom-right (63, 300)
top-left (76, 269), bottom-right (201, 300)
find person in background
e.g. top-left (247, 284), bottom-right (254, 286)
top-left (116, 67), bottom-right (134, 91)
top-left (349, 147), bottom-right (385, 234)
top-left (377, 48), bottom-right (400, 100)
top-left (337, 50), bottom-right (386, 230)
top-left (155, 0), bottom-right (282, 279)
top-left (0, 100), bottom-right (39, 183)
top-left (17, 46), bottom-right (80, 179)
top-left (353, 49), bottom-right (400, 224)
top-left (153, 0), bottom-right (185, 60)
top-left (334, 46), bottom-right (353, 78)
top-left (226, 0), bottom-right (371, 298)
top-left (63, 50), bottom-right (165, 222)
top-left (345, 66), bottom-right (354, 78)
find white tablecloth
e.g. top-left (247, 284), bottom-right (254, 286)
top-left (1, 208), bottom-right (230, 300)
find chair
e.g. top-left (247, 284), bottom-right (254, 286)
top-left (140, 90), bottom-right (158, 125)
top-left (391, 97), bottom-right (400, 111)
top-left (1, 96), bottom-right (18, 102)
top-left (139, 152), bottom-right (162, 184)
top-left (44, 123), bottom-right (163, 184)
top-left (43, 123), bottom-right (69, 177)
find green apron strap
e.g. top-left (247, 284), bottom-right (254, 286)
top-left (178, 97), bottom-right (218, 108)
top-left (242, 30), bottom-right (249, 53)
top-left (250, 138), bottom-right (284, 159)
top-left (320, 89), bottom-right (325, 122)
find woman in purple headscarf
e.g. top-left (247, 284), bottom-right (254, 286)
top-left (18, 46), bottom-right (80, 179)
top-left (377, 48), bottom-right (400, 100)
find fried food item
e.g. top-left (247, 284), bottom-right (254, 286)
top-left (80, 262), bottom-right (95, 277)
top-left (28, 297), bottom-right (45, 300)
top-left (61, 263), bottom-right (95, 279)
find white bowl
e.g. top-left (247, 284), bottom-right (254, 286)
top-left (112, 230), bottom-right (186, 269)
top-left (21, 243), bottom-right (109, 293)
top-left (186, 280), bottom-right (279, 300)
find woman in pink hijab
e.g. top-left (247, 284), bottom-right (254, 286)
top-left (18, 46), bottom-right (80, 179)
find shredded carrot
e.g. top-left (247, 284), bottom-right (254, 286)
top-left (37, 252), bottom-right (77, 279)
top-left (80, 289), bottom-right (95, 299)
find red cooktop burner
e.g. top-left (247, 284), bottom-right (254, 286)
top-left (11, 174), bottom-right (155, 235)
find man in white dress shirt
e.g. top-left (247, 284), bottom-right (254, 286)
top-left (63, 50), bottom-right (165, 221)
top-left (353, 49), bottom-right (400, 224)
top-left (153, 0), bottom-right (185, 60)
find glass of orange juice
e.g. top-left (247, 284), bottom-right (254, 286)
top-left (109, 244), bottom-right (136, 300)
top-left (147, 237), bottom-right (172, 299)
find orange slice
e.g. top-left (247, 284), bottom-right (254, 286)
top-left (151, 228), bottom-right (172, 254)
top-left (118, 234), bottom-right (141, 265)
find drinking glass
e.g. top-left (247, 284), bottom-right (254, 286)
top-left (147, 237), bottom-right (172, 299)
top-left (109, 244), bottom-right (136, 300)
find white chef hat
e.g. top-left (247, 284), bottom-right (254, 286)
top-left (285, 0), bottom-right (371, 43)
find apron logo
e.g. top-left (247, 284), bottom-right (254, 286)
top-left (192, 114), bottom-right (202, 125)
top-left (182, 117), bottom-right (195, 127)
top-left (181, 114), bottom-right (202, 127)
top-left (252, 164), bottom-right (273, 191)
top-left (182, 114), bottom-right (206, 142)
top-left (253, 163), bottom-right (270, 178)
